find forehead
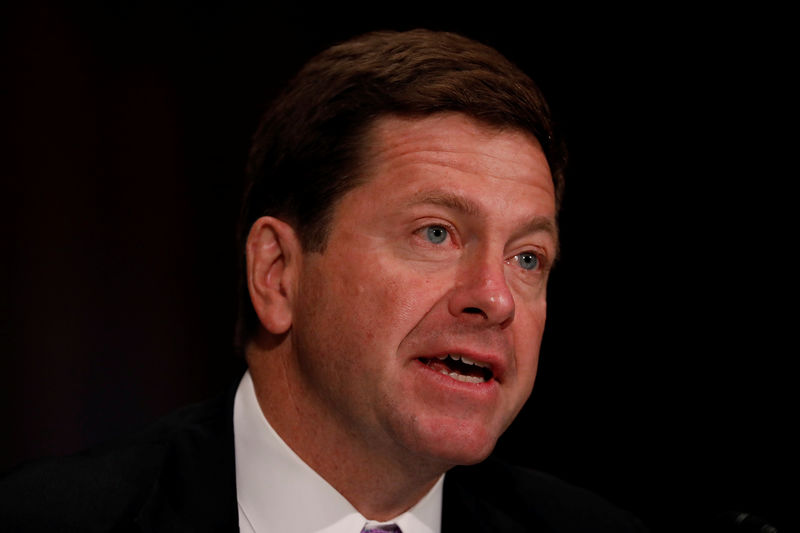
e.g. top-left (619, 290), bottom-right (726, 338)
top-left (361, 113), bottom-right (553, 191)
top-left (353, 113), bottom-right (555, 209)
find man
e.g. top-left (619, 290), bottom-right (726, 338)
top-left (0, 30), bottom-right (646, 532)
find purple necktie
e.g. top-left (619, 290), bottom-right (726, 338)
top-left (361, 525), bottom-right (401, 533)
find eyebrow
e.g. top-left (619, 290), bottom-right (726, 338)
top-left (403, 189), bottom-right (560, 257)
top-left (404, 190), bottom-right (483, 217)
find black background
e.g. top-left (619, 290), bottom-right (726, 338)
top-left (1, 3), bottom-right (795, 532)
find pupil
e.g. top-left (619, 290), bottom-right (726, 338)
top-left (519, 254), bottom-right (538, 270)
top-left (427, 226), bottom-right (446, 244)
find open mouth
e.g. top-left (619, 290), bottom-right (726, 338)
top-left (419, 354), bottom-right (493, 384)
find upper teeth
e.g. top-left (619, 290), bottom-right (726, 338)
top-left (436, 354), bottom-right (489, 368)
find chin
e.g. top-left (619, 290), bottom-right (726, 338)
top-left (409, 417), bottom-right (502, 467)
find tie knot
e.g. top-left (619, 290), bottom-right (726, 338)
top-left (361, 524), bottom-right (401, 533)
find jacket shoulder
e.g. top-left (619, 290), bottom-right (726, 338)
top-left (444, 457), bottom-right (648, 533)
top-left (0, 395), bottom-right (231, 532)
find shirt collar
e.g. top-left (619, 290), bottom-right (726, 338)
top-left (234, 370), bottom-right (443, 533)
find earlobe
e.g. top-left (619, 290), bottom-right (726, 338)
top-left (246, 216), bottom-right (300, 335)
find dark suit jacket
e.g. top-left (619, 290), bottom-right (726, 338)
top-left (0, 379), bottom-right (647, 532)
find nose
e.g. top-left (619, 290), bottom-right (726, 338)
top-left (447, 251), bottom-right (515, 326)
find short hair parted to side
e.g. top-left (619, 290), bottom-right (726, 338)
top-left (236, 29), bottom-right (567, 348)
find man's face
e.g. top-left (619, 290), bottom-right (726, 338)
top-left (289, 113), bottom-right (557, 469)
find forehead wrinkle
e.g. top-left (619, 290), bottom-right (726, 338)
top-left (378, 147), bottom-right (539, 184)
top-left (369, 116), bottom-right (547, 177)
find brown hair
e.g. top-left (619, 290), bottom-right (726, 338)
top-left (237, 29), bottom-right (566, 348)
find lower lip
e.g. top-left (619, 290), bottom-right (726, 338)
top-left (413, 359), bottom-right (500, 399)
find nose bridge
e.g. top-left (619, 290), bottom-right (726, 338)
top-left (448, 247), bottom-right (515, 325)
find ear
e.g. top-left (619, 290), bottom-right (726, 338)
top-left (246, 216), bottom-right (301, 335)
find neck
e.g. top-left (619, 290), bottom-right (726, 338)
top-left (245, 332), bottom-right (447, 521)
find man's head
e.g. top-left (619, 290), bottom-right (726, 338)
top-left (237, 29), bottom-right (565, 348)
top-left (240, 30), bottom-right (563, 483)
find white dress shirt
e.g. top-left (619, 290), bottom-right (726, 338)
top-left (234, 371), bottom-right (444, 533)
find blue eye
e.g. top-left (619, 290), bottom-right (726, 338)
top-left (515, 253), bottom-right (539, 271)
top-left (425, 225), bottom-right (448, 244)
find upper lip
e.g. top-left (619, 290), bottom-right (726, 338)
top-left (416, 348), bottom-right (508, 382)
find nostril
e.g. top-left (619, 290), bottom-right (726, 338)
top-left (463, 307), bottom-right (487, 317)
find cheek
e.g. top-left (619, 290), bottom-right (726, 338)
top-left (305, 255), bottom-right (430, 350)
top-left (366, 288), bottom-right (439, 356)
top-left (353, 253), bottom-right (447, 330)
top-left (514, 300), bottom-right (547, 371)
